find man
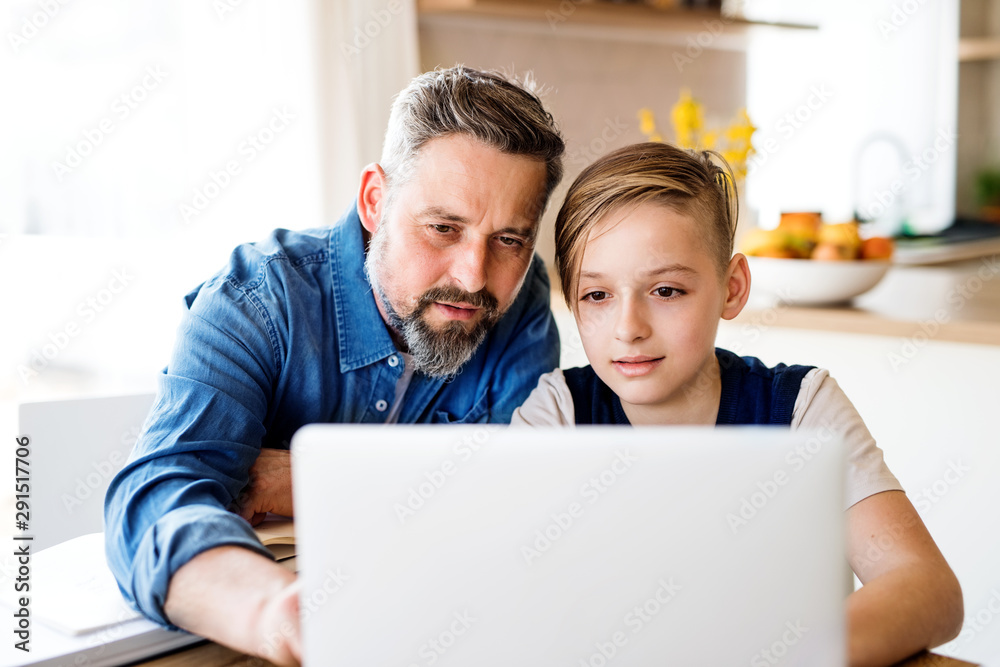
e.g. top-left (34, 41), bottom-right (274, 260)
top-left (104, 66), bottom-right (565, 665)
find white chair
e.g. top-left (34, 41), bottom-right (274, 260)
top-left (18, 393), bottom-right (156, 551)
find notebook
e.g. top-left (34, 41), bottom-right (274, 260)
top-left (292, 424), bottom-right (847, 666)
top-left (0, 519), bottom-right (294, 667)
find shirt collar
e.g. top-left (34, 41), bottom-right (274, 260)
top-left (330, 203), bottom-right (399, 372)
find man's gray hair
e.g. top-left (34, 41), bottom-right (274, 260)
top-left (380, 65), bottom-right (565, 217)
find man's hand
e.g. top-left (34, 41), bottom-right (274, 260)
top-left (234, 448), bottom-right (294, 525)
top-left (165, 546), bottom-right (301, 666)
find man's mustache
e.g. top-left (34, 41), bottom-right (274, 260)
top-left (414, 286), bottom-right (500, 318)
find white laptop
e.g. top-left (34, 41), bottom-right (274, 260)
top-left (292, 424), bottom-right (846, 666)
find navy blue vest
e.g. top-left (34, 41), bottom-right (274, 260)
top-left (563, 348), bottom-right (814, 426)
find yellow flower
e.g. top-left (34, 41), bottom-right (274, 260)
top-left (725, 108), bottom-right (756, 146)
top-left (642, 93), bottom-right (756, 181)
top-left (637, 108), bottom-right (658, 137)
top-left (671, 89), bottom-right (704, 149)
top-left (702, 130), bottom-right (720, 150)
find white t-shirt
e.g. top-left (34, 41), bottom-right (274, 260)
top-left (511, 367), bottom-right (902, 509)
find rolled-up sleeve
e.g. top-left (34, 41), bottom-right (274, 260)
top-left (104, 274), bottom-right (279, 627)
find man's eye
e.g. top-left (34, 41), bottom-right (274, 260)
top-left (432, 224), bottom-right (453, 234)
top-left (582, 291), bottom-right (607, 302)
top-left (498, 236), bottom-right (523, 247)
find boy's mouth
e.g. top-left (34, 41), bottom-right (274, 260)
top-left (612, 356), bottom-right (664, 378)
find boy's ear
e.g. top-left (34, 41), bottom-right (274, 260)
top-left (721, 253), bottom-right (751, 321)
top-left (357, 163), bottom-right (388, 235)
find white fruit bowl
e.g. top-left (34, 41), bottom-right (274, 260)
top-left (746, 257), bottom-right (892, 306)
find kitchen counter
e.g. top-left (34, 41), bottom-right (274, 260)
top-left (550, 255), bottom-right (1000, 355)
top-left (736, 256), bottom-right (1000, 346)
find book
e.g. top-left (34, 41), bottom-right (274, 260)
top-left (0, 519), bottom-right (296, 667)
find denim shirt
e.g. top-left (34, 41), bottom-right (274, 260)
top-left (104, 205), bottom-right (560, 626)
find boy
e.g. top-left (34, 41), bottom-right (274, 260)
top-left (512, 142), bottom-right (963, 667)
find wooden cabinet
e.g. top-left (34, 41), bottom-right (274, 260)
top-left (416, 0), bottom-right (814, 47)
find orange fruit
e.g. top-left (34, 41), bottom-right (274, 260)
top-left (860, 237), bottom-right (894, 260)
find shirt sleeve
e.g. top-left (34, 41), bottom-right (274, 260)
top-left (510, 369), bottom-right (576, 426)
top-left (103, 273), bottom-right (278, 627)
top-left (485, 254), bottom-right (561, 423)
top-left (790, 368), bottom-right (904, 509)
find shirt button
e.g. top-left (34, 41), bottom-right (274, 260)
top-left (375, 399), bottom-right (388, 412)
top-left (388, 355), bottom-right (399, 368)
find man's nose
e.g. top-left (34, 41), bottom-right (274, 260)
top-left (450, 241), bottom-right (489, 295)
top-left (614, 296), bottom-right (651, 343)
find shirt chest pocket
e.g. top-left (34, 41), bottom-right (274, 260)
top-left (431, 391), bottom-right (489, 424)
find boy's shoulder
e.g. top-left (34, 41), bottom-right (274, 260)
top-left (715, 348), bottom-right (816, 426)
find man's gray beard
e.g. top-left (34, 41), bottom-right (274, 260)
top-left (364, 226), bottom-right (502, 379)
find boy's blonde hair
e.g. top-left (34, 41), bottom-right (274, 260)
top-left (555, 142), bottom-right (738, 309)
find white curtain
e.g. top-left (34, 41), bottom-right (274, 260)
top-left (0, 0), bottom-right (420, 239)
top-left (316, 0), bottom-right (420, 218)
top-left (0, 0), bottom-right (420, 400)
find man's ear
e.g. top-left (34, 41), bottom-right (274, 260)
top-left (357, 163), bottom-right (387, 235)
top-left (721, 253), bottom-right (751, 321)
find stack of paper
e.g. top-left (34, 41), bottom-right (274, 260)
top-left (0, 518), bottom-right (295, 667)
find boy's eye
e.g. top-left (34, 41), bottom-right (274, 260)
top-left (655, 286), bottom-right (682, 298)
top-left (582, 291), bottom-right (608, 302)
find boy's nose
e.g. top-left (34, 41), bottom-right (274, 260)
top-left (614, 297), bottom-right (651, 343)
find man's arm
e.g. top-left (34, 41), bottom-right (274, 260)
top-left (165, 546), bottom-right (301, 666)
top-left (233, 447), bottom-right (295, 524)
top-left (105, 264), bottom-right (285, 630)
top-left (846, 490), bottom-right (963, 667)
